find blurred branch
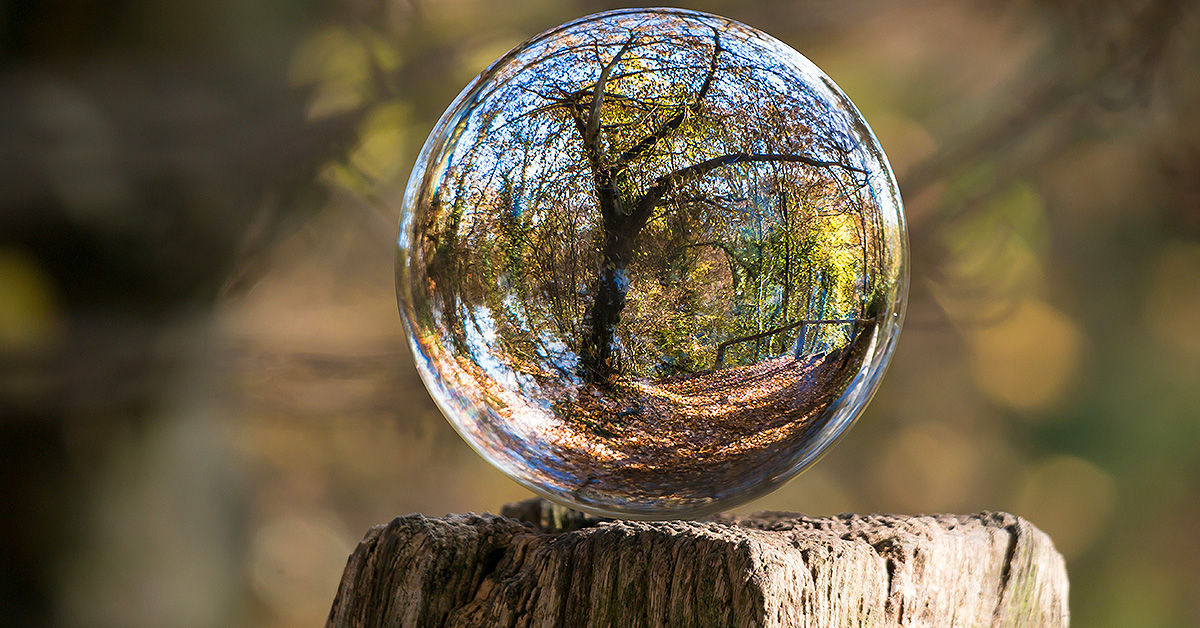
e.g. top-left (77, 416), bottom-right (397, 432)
top-left (904, 0), bottom-right (1185, 238)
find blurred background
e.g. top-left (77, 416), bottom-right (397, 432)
top-left (1, 0), bottom-right (1197, 626)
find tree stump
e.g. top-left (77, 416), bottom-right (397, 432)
top-left (325, 498), bottom-right (1068, 628)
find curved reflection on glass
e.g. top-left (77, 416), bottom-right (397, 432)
top-left (397, 8), bottom-right (907, 518)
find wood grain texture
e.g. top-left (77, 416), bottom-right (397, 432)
top-left (326, 498), bottom-right (1068, 628)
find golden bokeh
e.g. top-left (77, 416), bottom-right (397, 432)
top-left (967, 298), bottom-right (1085, 412)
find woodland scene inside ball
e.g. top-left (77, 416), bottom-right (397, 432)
top-left (397, 8), bottom-right (907, 517)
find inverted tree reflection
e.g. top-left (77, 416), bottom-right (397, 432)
top-left (402, 10), bottom-right (904, 513)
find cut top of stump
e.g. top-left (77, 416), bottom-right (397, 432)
top-left (326, 498), bottom-right (1068, 628)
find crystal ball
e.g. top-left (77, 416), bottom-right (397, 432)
top-left (397, 8), bottom-right (907, 518)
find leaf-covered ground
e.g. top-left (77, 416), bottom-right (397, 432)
top-left (537, 335), bottom-right (868, 511)
top-left (425, 322), bottom-right (875, 513)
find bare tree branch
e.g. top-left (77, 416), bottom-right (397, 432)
top-left (631, 152), bottom-right (866, 228)
top-left (615, 27), bottom-right (722, 167)
top-left (585, 36), bottom-right (637, 149)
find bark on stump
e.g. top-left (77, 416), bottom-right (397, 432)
top-left (326, 498), bottom-right (1068, 628)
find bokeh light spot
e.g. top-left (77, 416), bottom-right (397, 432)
top-left (0, 248), bottom-right (62, 352)
top-left (1015, 455), bottom-right (1117, 560)
top-left (248, 512), bottom-right (355, 625)
top-left (290, 27), bottom-right (375, 119)
top-left (872, 422), bottom-right (995, 512)
top-left (967, 298), bottom-right (1083, 411)
top-left (1144, 243), bottom-right (1200, 360)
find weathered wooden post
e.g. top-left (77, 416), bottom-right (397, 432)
top-left (325, 498), bottom-right (1068, 627)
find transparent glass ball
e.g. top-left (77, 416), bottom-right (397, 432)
top-left (397, 8), bottom-right (907, 518)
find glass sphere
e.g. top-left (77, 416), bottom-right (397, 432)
top-left (397, 8), bottom-right (907, 518)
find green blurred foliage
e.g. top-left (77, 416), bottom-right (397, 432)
top-left (3, 0), bottom-right (1199, 627)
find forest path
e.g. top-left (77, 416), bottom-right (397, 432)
top-left (538, 333), bottom-right (870, 508)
